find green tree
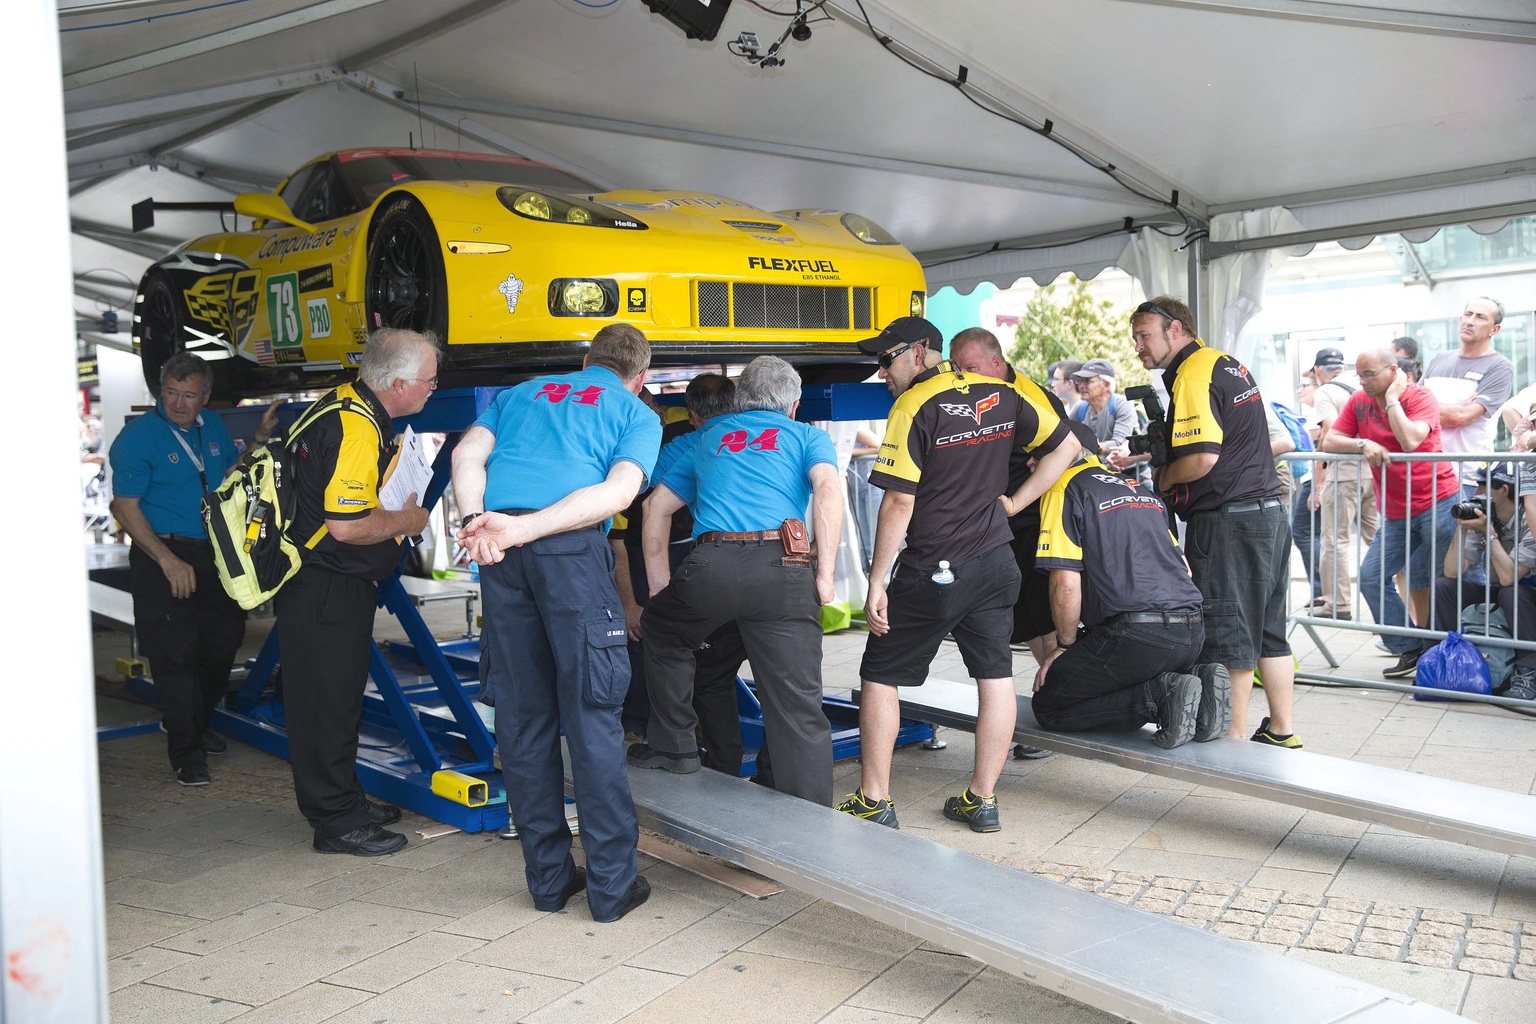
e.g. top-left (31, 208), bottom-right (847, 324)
top-left (1007, 275), bottom-right (1150, 392)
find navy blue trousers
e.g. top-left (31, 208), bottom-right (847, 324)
top-left (480, 526), bottom-right (638, 922)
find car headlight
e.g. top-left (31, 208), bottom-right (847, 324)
top-left (512, 192), bottom-right (551, 220)
top-left (548, 278), bottom-right (618, 317)
top-left (911, 291), bottom-right (926, 317)
top-left (841, 213), bottom-right (900, 245)
top-left (499, 188), bottom-right (647, 230)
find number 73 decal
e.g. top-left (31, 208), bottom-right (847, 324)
top-left (266, 272), bottom-right (331, 348)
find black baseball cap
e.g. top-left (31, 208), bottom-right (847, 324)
top-left (858, 316), bottom-right (943, 356)
top-left (1313, 347), bottom-right (1346, 369)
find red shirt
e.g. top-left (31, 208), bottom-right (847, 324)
top-left (1331, 384), bottom-right (1458, 520)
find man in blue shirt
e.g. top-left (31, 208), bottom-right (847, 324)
top-left (108, 353), bottom-right (265, 786)
top-left (631, 356), bottom-right (844, 807)
top-left (454, 324), bottom-right (662, 924)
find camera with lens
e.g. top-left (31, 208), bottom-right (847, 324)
top-left (1451, 497), bottom-right (1488, 521)
top-left (1124, 385), bottom-right (1172, 467)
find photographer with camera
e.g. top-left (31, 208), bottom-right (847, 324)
top-left (1424, 464), bottom-right (1536, 635)
top-left (1129, 297), bottom-right (1300, 748)
top-left (1316, 345), bottom-right (1458, 680)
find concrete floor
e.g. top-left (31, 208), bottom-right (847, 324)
top-left (92, 595), bottom-right (1536, 1023)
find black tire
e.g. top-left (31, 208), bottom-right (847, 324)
top-left (365, 193), bottom-right (449, 342)
top-left (135, 269), bottom-right (183, 395)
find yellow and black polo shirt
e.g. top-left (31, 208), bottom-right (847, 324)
top-left (1003, 365), bottom-right (1068, 535)
top-left (1036, 457), bottom-right (1202, 629)
top-left (1162, 340), bottom-right (1280, 516)
top-left (871, 360), bottom-right (1068, 571)
top-left (287, 380), bottom-right (401, 582)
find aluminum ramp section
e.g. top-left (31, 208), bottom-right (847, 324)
top-left (619, 764), bottom-right (1460, 1024)
top-left (897, 677), bottom-right (1536, 859)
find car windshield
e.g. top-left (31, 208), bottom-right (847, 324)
top-left (338, 154), bottom-right (598, 204)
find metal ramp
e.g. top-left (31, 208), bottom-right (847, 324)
top-left (896, 677), bottom-right (1536, 859)
top-left (617, 762), bottom-right (1461, 1024)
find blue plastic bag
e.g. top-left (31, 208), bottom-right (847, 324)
top-left (1413, 632), bottom-right (1492, 701)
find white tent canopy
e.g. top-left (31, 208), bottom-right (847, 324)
top-left (60, 0), bottom-right (1536, 342)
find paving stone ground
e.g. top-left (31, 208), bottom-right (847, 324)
top-left (91, 593), bottom-right (1536, 1022)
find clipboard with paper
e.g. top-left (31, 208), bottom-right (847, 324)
top-left (378, 426), bottom-right (434, 511)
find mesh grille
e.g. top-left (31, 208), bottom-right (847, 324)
top-left (697, 281), bottom-right (728, 327)
top-left (852, 288), bottom-right (872, 331)
top-left (730, 284), bottom-right (849, 329)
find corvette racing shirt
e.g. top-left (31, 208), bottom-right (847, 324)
top-left (870, 361), bottom-right (1069, 571)
top-left (1036, 457), bottom-right (1202, 630)
top-left (286, 380), bottom-right (401, 581)
top-left (1161, 340), bottom-right (1280, 517)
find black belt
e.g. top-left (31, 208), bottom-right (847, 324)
top-left (1216, 497), bottom-right (1284, 515)
top-left (495, 508), bottom-right (539, 517)
top-left (156, 533), bottom-right (208, 545)
top-left (1107, 610), bottom-right (1203, 626)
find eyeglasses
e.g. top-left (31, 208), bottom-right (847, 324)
top-left (1073, 377), bottom-right (1102, 388)
top-left (876, 343), bottom-right (914, 370)
top-left (1357, 368), bottom-right (1390, 380)
top-left (404, 376), bottom-right (439, 390)
top-left (1132, 301), bottom-right (1187, 327)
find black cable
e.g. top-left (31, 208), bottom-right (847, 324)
top-left (849, 0), bottom-right (1193, 246)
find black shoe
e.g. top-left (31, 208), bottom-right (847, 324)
top-left (364, 799), bottom-right (402, 827)
top-left (1149, 673), bottom-right (1201, 749)
top-left (1383, 649), bottom-right (1421, 679)
top-left (942, 789), bottom-right (1001, 833)
top-left (1190, 663), bottom-right (1231, 742)
top-left (174, 763), bottom-right (210, 787)
top-left (532, 866), bottom-right (588, 912)
top-left (594, 875), bottom-right (651, 923)
top-left (313, 824), bottom-right (408, 856)
top-left (836, 788), bottom-right (899, 828)
top-left (1010, 744), bottom-right (1054, 760)
top-left (1501, 668), bottom-right (1536, 702)
top-left (626, 742), bottom-right (701, 774)
top-left (1250, 716), bottom-right (1304, 749)
top-left (203, 731), bottom-right (227, 755)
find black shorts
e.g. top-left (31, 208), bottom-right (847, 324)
top-left (1010, 528), bottom-right (1053, 644)
top-left (1185, 502), bottom-right (1292, 668)
top-left (861, 543), bottom-right (1022, 687)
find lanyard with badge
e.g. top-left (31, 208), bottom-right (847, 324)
top-left (156, 408), bottom-right (208, 492)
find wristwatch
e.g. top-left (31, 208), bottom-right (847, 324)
top-left (459, 512), bottom-right (484, 528)
top-left (1356, 438), bottom-right (1367, 453)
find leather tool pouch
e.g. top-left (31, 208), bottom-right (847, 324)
top-left (780, 518), bottom-right (810, 556)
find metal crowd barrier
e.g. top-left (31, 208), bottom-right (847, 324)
top-left (1278, 449), bottom-right (1536, 711)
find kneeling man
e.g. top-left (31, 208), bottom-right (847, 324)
top-left (1033, 456), bottom-right (1229, 747)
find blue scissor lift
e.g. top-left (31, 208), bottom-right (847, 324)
top-left (135, 383), bottom-right (935, 831)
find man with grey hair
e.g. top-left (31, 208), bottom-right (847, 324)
top-left (109, 352), bottom-right (276, 786)
top-left (455, 323), bottom-right (661, 922)
top-left (632, 356), bottom-right (843, 807)
top-left (276, 327), bottom-right (436, 855)
top-left (1421, 297), bottom-right (1512, 457)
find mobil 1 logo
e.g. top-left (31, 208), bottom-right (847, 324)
top-left (266, 271), bottom-right (331, 347)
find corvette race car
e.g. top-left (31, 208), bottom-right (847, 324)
top-left (132, 148), bottom-right (927, 398)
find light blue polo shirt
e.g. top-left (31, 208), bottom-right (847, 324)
top-left (477, 365), bottom-right (661, 512)
top-left (108, 405), bottom-right (237, 537)
top-left (660, 409), bottom-right (837, 538)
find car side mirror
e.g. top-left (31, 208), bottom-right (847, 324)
top-left (234, 193), bottom-right (315, 233)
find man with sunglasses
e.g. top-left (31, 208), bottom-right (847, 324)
top-left (840, 317), bottom-right (1080, 833)
top-left (1130, 297), bottom-right (1300, 749)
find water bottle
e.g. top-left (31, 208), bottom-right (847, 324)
top-left (931, 560), bottom-right (955, 585)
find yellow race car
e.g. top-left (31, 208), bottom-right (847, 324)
top-left (133, 148), bottom-right (926, 397)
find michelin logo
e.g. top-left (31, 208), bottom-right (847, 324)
top-left (335, 497), bottom-right (369, 507)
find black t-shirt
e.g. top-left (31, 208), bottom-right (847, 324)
top-left (870, 361), bottom-right (1069, 570)
top-left (1036, 457), bottom-right (1202, 629)
top-left (609, 413), bottom-right (694, 546)
top-left (1161, 341), bottom-right (1280, 516)
top-left (287, 380), bottom-right (401, 581)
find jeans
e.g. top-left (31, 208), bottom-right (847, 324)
top-left (1359, 495), bottom-right (1457, 654)
top-left (1291, 481), bottom-right (1321, 601)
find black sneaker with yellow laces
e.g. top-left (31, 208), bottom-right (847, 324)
top-left (942, 788), bottom-right (1000, 833)
top-left (837, 787), bottom-right (899, 828)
